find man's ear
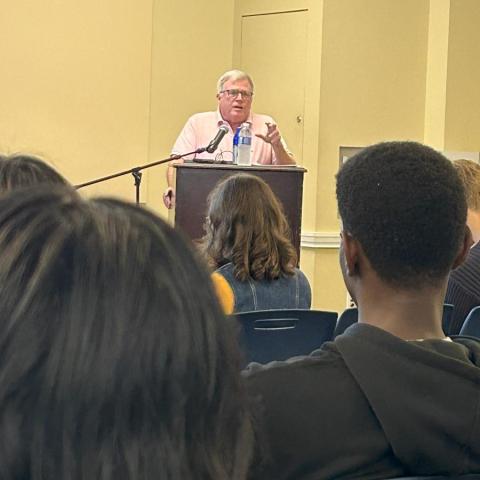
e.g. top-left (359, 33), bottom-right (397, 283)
top-left (452, 225), bottom-right (474, 269)
top-left (341, 231), bottom-right (360, 276)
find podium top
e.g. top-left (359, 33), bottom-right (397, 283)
top-left (175, 162), bottom-right (307, 174)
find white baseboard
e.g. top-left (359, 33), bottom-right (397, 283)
top-left (301, 231), bottom-right (340, 249)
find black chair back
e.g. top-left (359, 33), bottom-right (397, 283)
top-left (334, 307), bottom-right (358, 337)
top-left (459, 305), bottom-right (480, 337)
top-left (234, 309), bottom-right (337, 367)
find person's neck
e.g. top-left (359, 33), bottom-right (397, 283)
top-left (355, 279), bottom-right (447, 340)
top-left (467, 209), bottom-right (480, 244)
top-left (229, 121), bottom-right (242, 131)
top-left (220, 110), bottom-right (250, 132)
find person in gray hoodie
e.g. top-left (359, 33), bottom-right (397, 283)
top-left (245, 141), bottom-right (480, 480)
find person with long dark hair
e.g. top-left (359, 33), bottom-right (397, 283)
top-left (202, 173), bottom-right (311, 313)
top-left (0, 187), bottom-right (252, 480)
top-left (0, 153), bottom-right (69, 191)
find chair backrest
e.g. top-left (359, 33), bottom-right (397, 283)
top-left (335, 304), bottom-right (455, 338)
top-left (459, 305), bottom-right (480, 337)
top-left (234, 309), bottom-right (337, 366)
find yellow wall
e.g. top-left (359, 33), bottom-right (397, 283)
top-left (424, 0), bottom-right (450, 149)
top-left (0, 0), bottom-right (234, 207)
top-left (313, 0), bottom-right (430, 311)
top-left (444, 0), bottom-right (480, 151)
top-left (0, 0), bottom-right (154, 200)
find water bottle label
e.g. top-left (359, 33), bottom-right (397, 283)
top-left (233, 127), bottom-right (240, 146)
top-left (239, 137), bottom-right (252, 146)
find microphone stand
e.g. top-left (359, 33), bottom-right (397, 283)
top-left (75, 147), bottom-right (207, 204)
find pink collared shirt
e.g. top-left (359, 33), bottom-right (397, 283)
top-left (171, 111), bottom-right (290, 164)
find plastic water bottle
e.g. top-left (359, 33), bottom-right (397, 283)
top-left (236, 122), bottom-right (252, 166)
top-left (232, 127), bottom-right (240, 164)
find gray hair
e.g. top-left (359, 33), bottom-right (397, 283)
top-left (217, 70), bottom-right (254, 94)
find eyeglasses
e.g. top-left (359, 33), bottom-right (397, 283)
top-left (220, 89), bottom-right (254, 99)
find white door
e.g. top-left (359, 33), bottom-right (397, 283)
top-left (240, 10), bottom-right (308, 161)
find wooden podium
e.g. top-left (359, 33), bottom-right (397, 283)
top-left (174, 163), bottom-right (306, 257)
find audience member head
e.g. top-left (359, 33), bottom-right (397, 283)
top-left (0, 153), bottom-right (69, 192)
top-left (0, 187), bottom-right (252, 480)
top-left (453, 158), bottom-right (480, 243)
top-left (202, 173), bottom-right (296, 281)
top-left (336, 141), bottom-right (469, 299)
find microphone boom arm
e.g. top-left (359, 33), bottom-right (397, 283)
top-left (74, 128), bottom-right (226, 203)
top-left (74, 147), bottom-right (206, 190)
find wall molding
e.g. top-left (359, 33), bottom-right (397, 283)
top-left (301, 231), bottom-right (340, 249)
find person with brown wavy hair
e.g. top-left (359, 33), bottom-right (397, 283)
top-left (202, 173), bottom-right (311, 313)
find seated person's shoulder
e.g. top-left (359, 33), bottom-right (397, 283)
top-left (295, 268), bottom-right (310, 284)
top-left (243, 343), bottom-right (353, 422)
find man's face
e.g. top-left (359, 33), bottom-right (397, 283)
top-left (217, 78), bottom-right (253, 126)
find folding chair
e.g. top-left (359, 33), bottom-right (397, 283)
top-left (459, 305), bottom-right (480, 338)
top-left (234, 309), bottom-right (337, 366)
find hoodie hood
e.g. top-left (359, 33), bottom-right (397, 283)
top-left (335, 323), bottom-right (480, 474)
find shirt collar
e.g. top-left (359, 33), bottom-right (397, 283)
top-left (216, 109), bottom-right (254, 131)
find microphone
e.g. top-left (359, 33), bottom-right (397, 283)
top-left (206, 124), bottom-right (229, 154)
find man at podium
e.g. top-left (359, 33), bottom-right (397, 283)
top-left (163, 69), bottom-right (295, 209)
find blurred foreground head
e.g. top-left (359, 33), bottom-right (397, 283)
top-left (0, 187), bottom-right (251, 480)
top-left (0, 153), bottom-right (69, 192)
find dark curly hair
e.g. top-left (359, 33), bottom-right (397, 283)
top-left (336, 141), bottom-right (467, 288)
top-left (201, 173), bottom-right (296, 281)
